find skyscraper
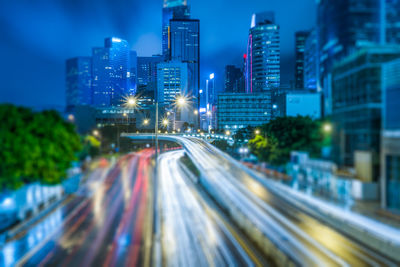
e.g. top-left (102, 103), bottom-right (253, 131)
top-left (224, 65), bottom-right (244, 93)
top-left (137, 56), bottom-right (163, 98)
top-left (92, 37), bottom-right (131, 107)
top-left (331, 45), bottom-right (400, 181)
top-left (129, 50), bottom-right (138, 96)
top-left (385, 0), bottom-right (400, 44)
top-left (304, 28), bottom-right (319, 91)
top-left (246, 12), bottom-right (280, 93)
top-left (170, 18), bottom-right (200, 116)
top-left (66, 57), bottom-right (92, 111)
top-left (157, 61), bottom-right (189, 106)
top-left (317, 0), bottom-right (381, 114)
top-left (294, 31), bottom-right (309, 89)
top-left (162, 0), bottom-right (190, 61)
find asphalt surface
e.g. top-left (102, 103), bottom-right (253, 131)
top-left (0, 150), bottom-right (154, 267)
top-left (157, 150), bottom-right (265, 267)
top-left (182, 137), bottom-right (399, 266)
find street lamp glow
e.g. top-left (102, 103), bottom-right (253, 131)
top-left (323, 123), bottom-right (332, 133)
top-left (225, 130), bottom-right (231, 136)
top-left (175, 95), bottom-right (188, 108)
top-left (194, 110), bottom-right (199, 115)
top-left (123, 95), bottom-right (139, 108)
top-left (123, 113), bottom-right (127, 117)
top-left (207, 111), bottom-right (211, 116)
top-left (209, 73), bottom-right (215, 80)
top-left (143, 119), bottom-right (149, 125)
top-left (255, 129), bottom-right (261, 135)
top-left (162, 119), bottom-right (169, 126)
top-left (92, 130), bottom-right (99, 137)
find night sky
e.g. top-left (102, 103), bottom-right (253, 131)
top-left (0, 0), bottom-right (316, 109)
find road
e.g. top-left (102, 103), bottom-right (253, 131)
top-left (156, 150), bottom-right (265, 266)
top-left (159, 136), bottom-right (399, 266)
top-left (0, 150), bottom-right (154, 267)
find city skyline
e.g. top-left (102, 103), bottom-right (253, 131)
top-left (0, 0), bottom-right (316, 108)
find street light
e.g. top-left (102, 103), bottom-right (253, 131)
top-left (92, 130), bottom-right (100, 137)
top-left (143, 119), bottom-right (149, 126)
top-left (194, 110), bottom-right (198, 115)
top-left (255, 129), bottom-right (261, 135)
top-left (226, 130), bottom-right (231, 136)
top-left (162, 118), bottom-right (169, 127)
top-left (175, 95), bottom-right (187, 108)
top-left (323, 123), bottom-right (332, 133)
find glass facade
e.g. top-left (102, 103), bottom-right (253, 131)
top-left (170, 19), bottom-right (200, 111)
top-left (162, 4), bottom-right (190, 61)
top-left (332, 46), bottom-right (400, 180)
top-left (66, 57), bottom-right (92, 111)
top-left (295, 31), bottom-right (308, 89)
top-left (304, 28), bottom-right (318, 91)
top-left (246, 12), bottom-right (280, 93)
top-left (217, 93), bottom-right (271, 130)
top-left (157, 62), bottom-right (188, 106)
top-left (386, 155), bottom-right (400, 210)
top-left (137, 56), bottom-right (163, 99)
top-left (92, 37), bottom-right (131, 107)
top-left (224, 65), bottom-right (244, 93)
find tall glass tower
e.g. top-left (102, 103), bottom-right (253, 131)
top-left (92, 37), bottom-right (130, 107)
top-left (246, 12), bottom-right (280, 93)
top-left (162, 0), bottom-right (190, 61)
top-left (170, 19), bottom-right (200, 117)
top-left (66, 57), bottom-right (92, 111)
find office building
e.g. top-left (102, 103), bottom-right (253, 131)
top-left (294, 31), bottom-right (308, 89)
top-left (162, 0), bottom-right (190, 60)
top-left (137, 56), bottom-right (163, 99)
top-left (317, 0), bottom-right (381, 115)
top-left (157, 62), bottom-right (188, 106)
top-left (331, 45), bottom-right (400, 182)
top-left (217, 92), bottom-right (271, 130)
top-left (273, 91), bottom-right (322, 119)
top-left (246, 11), bottom-right (280, 93)
top-left (92, 37), bottom-right (130, 107)
top-left (129, 51), bottom-right (138, 95)
top-left (224, 65), bottom-right (244, 93)
top-left (170, 18), bottom-right (200, 112)
top-left (304, 29), bottom-right (318, 91)
top-left (385, 0), bottom-right (400, 44)
top-left (66, 57), bottom-right (92, 111)
top-left (381, 58), bottom-right (400, 211)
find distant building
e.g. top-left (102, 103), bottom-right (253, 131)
top-left (304, 28), bottom-right (318, 91)
top-left (157, 61), bottom-right (188, 106)
top-left (170, 18), bottom-right (200, 113)
top-left (273, 91), bottom-right (322, 119)
top-left (137, 56), bottom-right (163, 99)
top-left (66, 57), bottom-right (92, 111)
top-left (294, 31), bottom-right (308, 89)
top-left (162, 0), bottom-right (190, 60)
top-left (129, 51), bottom-right (138, 95)
top-left (246, 12), bottom-right (280, 93)
top-left (381, 58), bottom-right (400, 211)
top-left (224, 65), bottom-right (244, 93)
top-left (331, 45), bottom-right (400, 181)
top-left (92, 37), bottom-right (130, 107)
top-left (217, 92), bottom-right (271, 130)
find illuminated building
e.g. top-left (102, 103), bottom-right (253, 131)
top-left (224, 65), bottom-right (244, 93)
top-left (294, 31), bottom-right (308, 89)
top-left (162, 0), bottom-right (190, 61)
top-left (92, 37), bottom-right (130, 107)
top-left (246, 11), bottom-right (280, 93)
top-left (381, 57), bottom-right (400, 211)
top-left (66, 57), bottom-right (92, 111)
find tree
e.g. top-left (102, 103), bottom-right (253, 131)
top-left (249, 116), bottom-right (324, 166)
top-left (0, 105), bottom-right (82, 189)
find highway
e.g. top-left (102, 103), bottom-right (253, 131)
top-left (156, 150), bottom-right (264, 266)
top-left (178, 136), bottom-right (400, 266)
top-left (0, 150), bottom-right (154, 267)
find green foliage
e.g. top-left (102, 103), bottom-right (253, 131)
top-left (0, 104), bottom-right (82, 189)
top-left (249, 116), bottom-right (325, 166)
